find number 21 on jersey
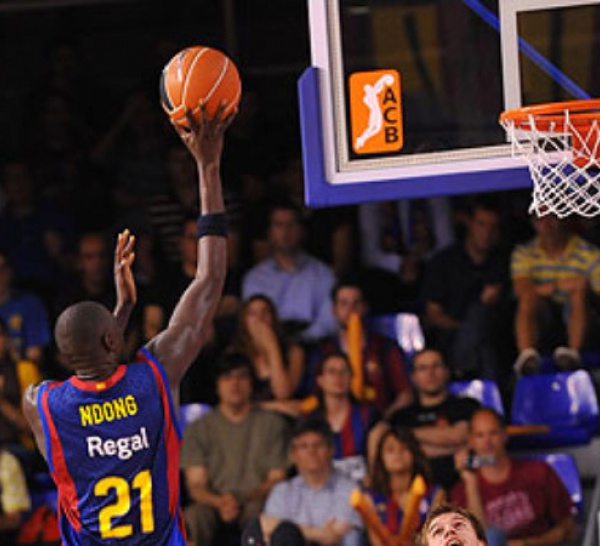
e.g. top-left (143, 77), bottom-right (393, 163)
top-left (94, 470), bottom-right (154, 538)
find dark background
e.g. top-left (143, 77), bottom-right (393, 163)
top-left (0, 0), bottom-right (310, 161)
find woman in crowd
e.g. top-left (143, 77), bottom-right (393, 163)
top-left (230, 294), bottom-right (304, 400)
top-left (364, 427), bottom-right (446, 546)
top-left (308, 351), bottom-right (380, 482)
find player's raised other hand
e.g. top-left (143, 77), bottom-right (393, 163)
top-left (114, 229), bottom-right (137, 307)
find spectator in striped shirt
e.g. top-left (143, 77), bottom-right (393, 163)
top-left (511, 212), bottom-right (600, 374)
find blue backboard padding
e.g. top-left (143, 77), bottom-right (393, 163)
top-left (298, 67), bottom-right (532, 207)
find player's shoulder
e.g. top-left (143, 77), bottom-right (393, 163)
top-left (23, 380), bottom-right (55, 404)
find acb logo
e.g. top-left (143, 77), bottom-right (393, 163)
top-left (349, 69), bottom-right (403, 155)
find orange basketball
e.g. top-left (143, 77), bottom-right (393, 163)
top-left (159, 46), bottom-right (241, 129)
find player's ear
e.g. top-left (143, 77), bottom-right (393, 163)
top-left (100, 333), bottom-right (112, 353)
top-left (102, 331), bottom-right (118, 353)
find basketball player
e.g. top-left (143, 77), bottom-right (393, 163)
top-left (418, 504), bottom-right (487, 546)
top-left (22, 104), bottom-right (233, 545)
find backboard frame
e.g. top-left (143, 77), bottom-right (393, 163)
top-left (300, 0), bottom-right (597, 207)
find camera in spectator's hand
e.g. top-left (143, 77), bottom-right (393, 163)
top-left (464, 451), bottom-right (495, 470)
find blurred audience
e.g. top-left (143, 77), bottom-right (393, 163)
top-left (91, 90), bottom-right (170, 215)
top-left (309, 352), bottom-right (380, 481)
top-left (0, 158), bottom-right (75, 297)
top-left (387, 349), bottom-right (480, 491)
top-left (145, 143), bottom-right (199, 266)
top-left (363, 427), bottom-right (445, 546)
top-left (359, 197), bottom-right (455, 313)
top-left (0, 318), bottom-right (39, 456)
top-left (26, 92), bottom-right (91, 220)
top-left (511, 212), bottom-right (600, 374)
top-left (256, 416), bottom-right (363, 546)
top-left (0, 443), bottom-right (31, 546)
top-left (0, 251), bottom-right (50, 368)
top-left (452, 408), bottom-right (575, 545)
top-left (181, 353), bottom-right (289, 546)
top-left (53, 232), bottom-right (115, 316)
top-left (242, 202), bottom-right (337, 343)
top-left (422, 198), bottom-right (513, 381)
top-left (270, 155), bottom-right (359, 280)
top-left (229, 294), bottom-right (305, 401)
top-left (307, 278), bottom-right (412, 415)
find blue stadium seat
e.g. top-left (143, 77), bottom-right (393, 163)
top-left (510, 370), bottom-right (599, 447)
top-left (366, 313), bottom-right (425, 363)
top-left (519, 453), bottom-right (582, 518)
top-left (179, 403), bottom-right (212, 433)
top-left (448, 379), bottom-right (505, 415)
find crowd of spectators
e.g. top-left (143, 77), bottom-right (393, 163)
top-left (1, 36), bottom-right (596, 546)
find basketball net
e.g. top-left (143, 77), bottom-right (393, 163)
top-left (500, 100), bottom-right (600, 218)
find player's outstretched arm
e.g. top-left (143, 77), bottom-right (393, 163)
top-left (113, 229), bottom-right (137, 335)
top-left (146, 104), bottom-right (233, 392)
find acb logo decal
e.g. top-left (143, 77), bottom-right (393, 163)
top-left (349, 69), bottom-right (403, 155)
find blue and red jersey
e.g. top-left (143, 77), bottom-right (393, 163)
top-left (309, 402), bottom-right (379, 481)
top-left (333, 402), bottom-right (378, 460)
top-left (38, 347), bottom-right (186, 545)
top-left (368, 484), bottom-right (441, 535)
top-left (308, 333), bottom-right (410, 413)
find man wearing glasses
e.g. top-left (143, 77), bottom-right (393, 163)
top-left (387, 349), bottom-right (480, 491)
top-left (257, 417), bottom-right (363, 546)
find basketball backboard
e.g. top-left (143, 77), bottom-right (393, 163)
top-left (299, 0), bottom-right (600, 206)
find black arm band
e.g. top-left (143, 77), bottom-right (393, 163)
top-left (197, 213), bottom-right (228, 238)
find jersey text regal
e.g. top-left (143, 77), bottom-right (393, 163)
top-left (87, 426), bottom-right (149, 460)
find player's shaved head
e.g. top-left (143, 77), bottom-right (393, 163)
top-left (55, 302), bottom-right (120, 368)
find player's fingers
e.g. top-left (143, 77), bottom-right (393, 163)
top-left (115, 231), bottom-right (124, 259)
top-left (123, 233), bottom-right (136, 255)
top-left (223, 107), bottom-right (238, 129)
top-left (192, 102), bottom-right (207, 130)
top-left (213, 100), bottom-right (227, 122)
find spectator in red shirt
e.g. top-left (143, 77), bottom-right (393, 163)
top-left (451, 408), bottom-right (575, 545)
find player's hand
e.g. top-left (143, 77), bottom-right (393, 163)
top-left (174, 101), bottom-right (237, 167)
top-left (114, 230), bottom-right (137, 307)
